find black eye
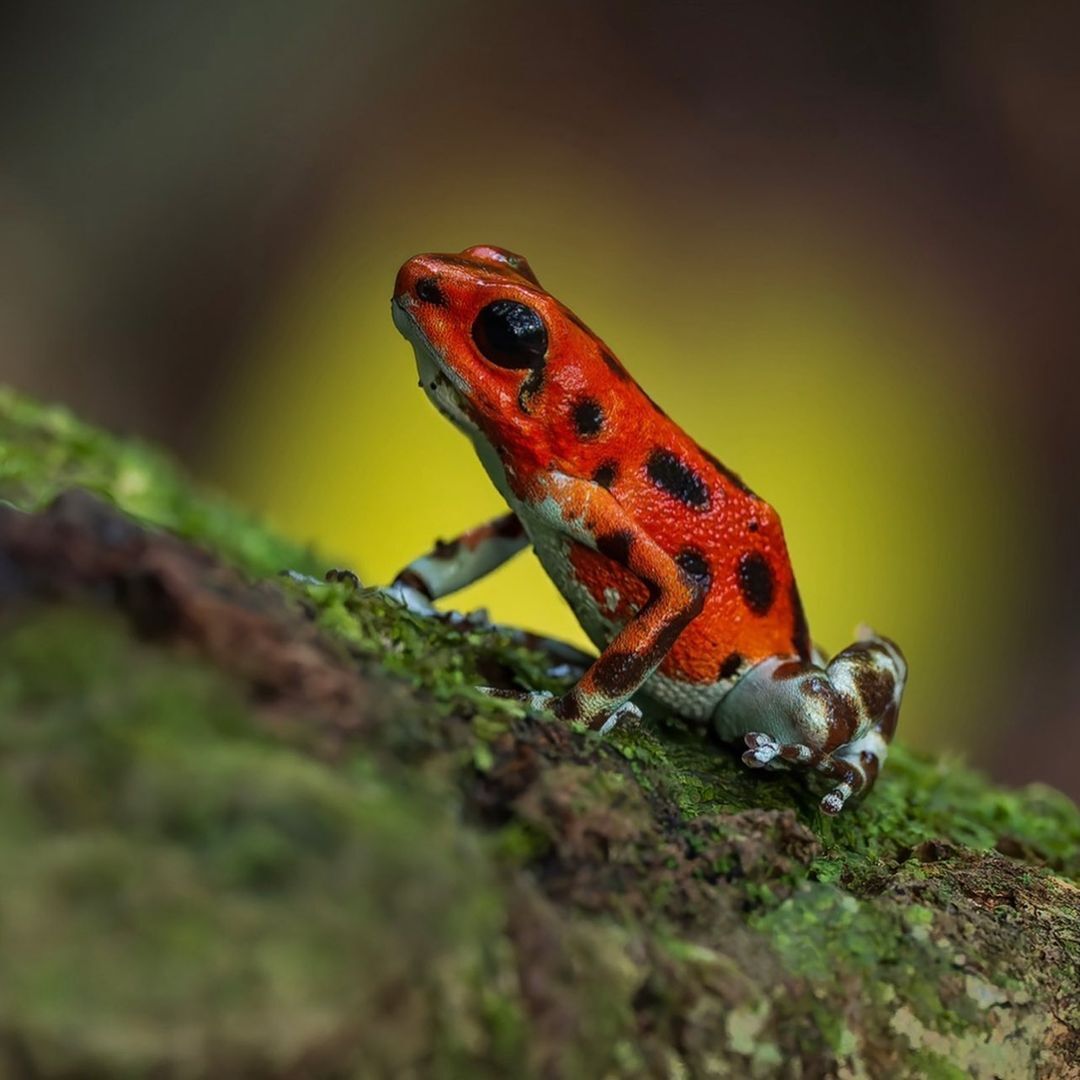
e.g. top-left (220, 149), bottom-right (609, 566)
top-left (471, 300), bottom-right (548, 369)
top-left (415, 277), bottom-right (445, 305)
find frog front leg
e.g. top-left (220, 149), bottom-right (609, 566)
top-left (386, 510), bottom-right (596, 676)
top-left (714, 633), bottom-right (906, 815)
top-left (387, 511), bottom-right (528, 613)
top-left (514, 472), bottom-right (706, 732)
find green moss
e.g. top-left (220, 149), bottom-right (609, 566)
top-left (814, 743), bottom-right (1080, 883)
top-left (2, 385), bottom-right (1079, 1076)
top-left (0, 609), bottom-right (526, 1076)
top-left (905, 1050), bottom-right (971, 1080)
top-left (296, 576), bottom-right (562, 698)
top-left (749, 882), bottom-right (969, 1031)
top-left (0, 387), bottom-right (317, 578)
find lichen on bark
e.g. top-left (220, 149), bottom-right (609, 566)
top-left (0, 387), bottom-right (1077, 1078)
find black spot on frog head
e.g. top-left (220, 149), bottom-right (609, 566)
top-left (517, 367), bottom-right (545, 412)
top-left (600, 349), bottom-right (631, 381)
top-left (572, 398), bottom-right (604, 438)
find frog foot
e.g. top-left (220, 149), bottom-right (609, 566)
top-left (819, 778), bottom-right (856, 816)
top-left (380, 578), bottom-right (439, 617)
top-left (479, 688), bottom-right (641, 733)
top-left (741, 732), bottom-right (814, 769)
top-left (813, 726), bottom-right (891, 816)
top-left (741, 734), bottom-right (866, 815)
top-left (592, 699), bottom-right (642, 734)
top-left (816, 758), bottom-right (864, 816)
top-left (379, 579), bottom-right (492, 630)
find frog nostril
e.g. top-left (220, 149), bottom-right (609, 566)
top-left (415, 277), bottom-right (446, 306)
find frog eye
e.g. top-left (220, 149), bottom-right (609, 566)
top-left (471, 300), bottom-right (548, 369)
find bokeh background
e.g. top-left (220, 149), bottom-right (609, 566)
top-left (2, 3), bottom-right (1077, 796)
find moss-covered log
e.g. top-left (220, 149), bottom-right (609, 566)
top-left (1, 387), bottom-right (1078, 1078)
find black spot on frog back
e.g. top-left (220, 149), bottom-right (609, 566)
top-left (737, 551), bottom-right (775, 615)
top-left (646, 448), bottom-right (710, 510)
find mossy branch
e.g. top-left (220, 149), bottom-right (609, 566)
top-left (0, 388), bottom-right (1077, 1077)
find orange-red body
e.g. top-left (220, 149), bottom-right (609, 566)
top-left (393, 247), bottom-right (808, 686)
top-left (389, 244), bottom-right (906, 814)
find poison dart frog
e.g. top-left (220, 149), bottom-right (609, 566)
top-left (388, 245), bottom-right (906, 815)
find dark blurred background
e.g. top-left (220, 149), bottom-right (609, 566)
top-left (2, 2), bottom-right (1077, 796)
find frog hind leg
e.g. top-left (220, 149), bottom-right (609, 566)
top-left (714, 631), bottom-right (906, 815)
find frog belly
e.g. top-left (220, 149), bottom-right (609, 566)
top-left (521, 511), bottom-right (622, 654)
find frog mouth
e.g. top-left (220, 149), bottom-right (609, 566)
top-left (420, 368), bottom-right (473, 430)
top-left (391, 298), bottom-right (478, 435)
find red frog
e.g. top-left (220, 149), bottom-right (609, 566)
top-left (388, 245), bottom-right (906, 814)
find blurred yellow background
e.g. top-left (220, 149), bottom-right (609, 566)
top-left (212, 173), bottom-right (1028, 755)
top-left (1, 3), bottom-right (1076, 791)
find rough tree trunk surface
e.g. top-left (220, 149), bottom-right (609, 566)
top-left (0, 387), bottom-right (1077, 1079)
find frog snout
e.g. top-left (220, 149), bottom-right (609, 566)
top-left (394, 255), bottom-right (447, 309)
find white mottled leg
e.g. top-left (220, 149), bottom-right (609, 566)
top-left (371, 512), bottom-right (530, 628)
top-left (814, 725), bottom-right (892, 814)
top-left (715, 631), bottom-right (906, 814)
top-left (390, 512), bottom-right (528, 602)
top-left (380, 512), bottom-right (597, 676)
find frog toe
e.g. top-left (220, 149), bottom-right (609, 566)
top-left (742, 732), bottom-right (781, 767)
top-left (445, 606), bottom-right (491, 629)
top-left (742, 732), bottom-right (814, 769)
top-left (819, 782), bottom-right (853, 816)
top-left (478, 687), bottom-right (638, 735)
top-left (595, 699), bottom-right (642, 735)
